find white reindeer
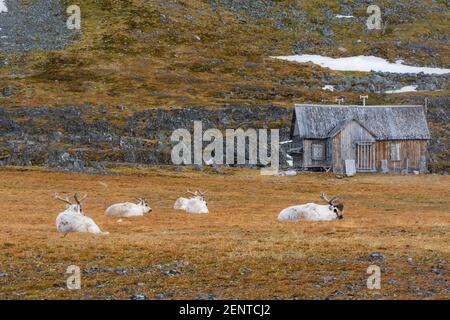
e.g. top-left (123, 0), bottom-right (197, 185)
top-left (105, 198), bottom-right (152, 217)
top-left (278, 192), bottom-right (344, 221)
top-left (174, 190), bottom-right (209, 214)
top-left (55, 193), bottom-right (109, 235)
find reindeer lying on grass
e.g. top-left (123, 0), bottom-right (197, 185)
top-left (278, 192), bottom-right (344, 221)
top-left (105, 198), bottom-right (152, 217)
top-left (54, 193), bottom-right (109, 235)
top-left (174, 190), bottom-right (209, 214)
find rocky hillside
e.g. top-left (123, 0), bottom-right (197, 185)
top-left (0, 0), bottom-right (448, 171)
top-left (0, 104), bottom-right (291, 172)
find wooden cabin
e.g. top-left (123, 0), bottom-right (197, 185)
top-left (289, 104), bottom-right (431, 174)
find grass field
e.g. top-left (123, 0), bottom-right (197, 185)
top-left (0, 167), bottom-right (448, 300)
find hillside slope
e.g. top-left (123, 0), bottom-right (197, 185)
top-left (0, 0), bottom-right (448, 170)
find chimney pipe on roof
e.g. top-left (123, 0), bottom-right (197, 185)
top-left (360, 95), bottom-right (369, 107)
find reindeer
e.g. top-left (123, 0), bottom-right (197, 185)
top-left (105, 198), bottom-right (152, 217)
top-left (278, 192), bottom-right (344, 221)
top-left (55, 193), bottom-right (109, 235)
top-left (174, 190), bottom-right (209, 214)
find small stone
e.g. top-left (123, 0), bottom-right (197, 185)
top-left (369, 252), bottom-right (386, 260)
top-left (130, 294), bottom-right (147, 300)
top-left (431, 267), bottom-right (441, 275)
top-left (162, 269), bottom-right (181, 276)
top-left (115, 268), bottom-right (128, 275)
top-left (388, 279), bottom-right (397, 285)
top-left (192, 164), bottom-right (204, 172)
top-left (407, 257), bottom-right (413, 264)
top-left (156, 292), bottom-right (175, 299)
top-left (212, 167), bottom-right (225, 175)
top-left (239, 267), bottom-right (252, 275)
top-left (195, 293), bottom-right (218, 300)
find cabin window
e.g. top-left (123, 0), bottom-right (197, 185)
top-left (390, 143), bottom-right (401, 161)
top-left (311, 143), bottom-right (325, 160)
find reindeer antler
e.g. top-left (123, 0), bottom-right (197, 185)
top-left (320, 192), bottom-right (338, 205)
top-left (73, 192), bottom-right (87, 205)
top-left (54, 193), bottom-right (72, 205)
top-left (187, 189), bottom-right (198, 196)
top-left (197, 189), bottom-right (207, 197)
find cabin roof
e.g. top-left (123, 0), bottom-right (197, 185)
top-left (327, 118), bottom-right (377, 138)
top-left (292, 104), bottom-right (431, 140)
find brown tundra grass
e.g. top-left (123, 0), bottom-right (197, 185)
top-left (0, 168), bottom-right (448, 300)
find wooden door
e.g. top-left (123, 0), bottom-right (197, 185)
top-left (356, 142), bottom-right (376, 172)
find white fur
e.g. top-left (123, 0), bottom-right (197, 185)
top-left (278, 203), bottom-right (339, 221)
top-left (105, 200), bottom-right (152, 217)
top-left (185, 197), bottom-right (209, 214)
top-left (173, 197), bottom-right (189, 210)
top-left (174, 196), bottom-right (209, 214)
top-left (56, 204), bottom-right (108, 234)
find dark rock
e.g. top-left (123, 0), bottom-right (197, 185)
top-left (369, 252), bottom-right (386, 261)
top-left (161, 269), bottom-right (181, 276)
top-left (156, 292), bottom-right (176, 299)
top-left (130, 294), bottom-right (147, 300)
top-left (195, 293), bottom-right (218, 300)
top-left (0, 0), bottom-right (77, 52)
top-left (212, 166), bottom-right (225, 174)
top-left (2, 86), bottom-right (17, 97)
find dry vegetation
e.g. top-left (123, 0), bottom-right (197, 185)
top-left (0, 0), bottom-right (448, 109)
top-left (0, 167), bottom-right (448, 300)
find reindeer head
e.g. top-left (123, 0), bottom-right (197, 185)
top-left (136, 197), bottom-right (152, 214)
top-left (320, 192), bottom-right (344, 220)
top-left (54, 192), bottom-right (87, 214)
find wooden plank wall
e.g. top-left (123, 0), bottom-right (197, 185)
top-left (331, 134), bottom-right (342, 172)
top-left (332, 138), bottom-right (427, 173)
top-left (375, 140), bottom-right (427, 172)
top-left (303, 139), bottom-right (331, 168)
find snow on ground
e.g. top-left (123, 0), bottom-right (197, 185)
top-left (385, 85), bottom-right (418, 94)
top-left (0, 1), bottom-right (7, 13)
top-left (336, 15), bottom-right (354, 18)
top-left (322, 85), bottom-right (335, 91)
top-left (273, 55), bottom-right (450, 75)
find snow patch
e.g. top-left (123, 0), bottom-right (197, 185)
top-left (385, 85), bottom-right (418, 94)
top-left (336, 15), bottom-right (354, 18)
top-left (273, 55), bottom-right (450, 75)
top-left (0, 0), bottom-right (7, 13)
top-left (322, 85), bottom-right (335, 92)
